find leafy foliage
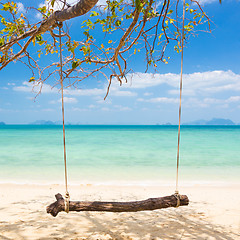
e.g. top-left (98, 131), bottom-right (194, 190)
top-left (0, 0), bottom-right (212, 96)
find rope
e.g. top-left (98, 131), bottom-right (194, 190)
top-left (175, 0), bottom-right (186, 201)
top-left (174, 193), bottom-right (181, 208)
top-left (58, 22), bottom-right (70, 213)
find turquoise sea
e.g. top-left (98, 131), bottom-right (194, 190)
top-left (0, 125), bottom-right (239, 186)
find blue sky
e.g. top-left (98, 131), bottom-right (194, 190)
top-left (0, 0), bottom-right (240, 124)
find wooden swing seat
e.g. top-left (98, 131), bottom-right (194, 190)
top-left (47, 193), bottom-right (189, 217)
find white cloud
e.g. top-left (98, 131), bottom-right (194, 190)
top-left (226, 96), bottom-right (240, 103)
top-left (101, 107), bottom-right (110, 111)
top-left (168, 89), bottom-right (196, 96)
top-left (13, 82), bottom-right (34, 92)
top-left (49, 100), bottom-right (57, 104)
top-left (114, 105), bottom-right (131, 111)
top-left (111, 90), bottom-right (137, 97)
top-left (50, 97), bottom-right (78, 104)
top-left (197, 0), bottom-right (218, 4)
top-left (42, 108), bottom-right (54, 112)
top-left (108, 80), bottom-right (137, 97)
top-left (65, 88), bottom-right (105, 96)
top-left (59, 97), bottom-right (78, 103)
top-left (137, 97), bottom-right (178, 104)
top-left (71, 104), bottom-right (131, 112)
top-left (96, 98), bottom-right (112, 104)
top-left (203, 98), bottom-right (223, 104)
top-left (88, 104), bottom-right (96, 109)
top-left (184, 95), bottom-right (240, 109)
top-left (17, 2), bottom-right (25, 13)
top-left (13, 81), bottom-right (58, 94)
top-left (72, 107), bottom-right (88, 112)
top-left (121, 70), bottom-right (240, 97)
top-left (137, 94), bottom-right (240, 109)
top-left (12, 71), bottom-right (240, 111)
top-left (64, 83), bottom-right (137, 98)
top-left (122, 72), bottom-right (172, 89)
top-left (97, 0), bottom-right (107, 6)
top-left (144, 92), bottom-right (153, 96)
top-left (0, 108), bottom-right (19, 112)
top-left (203, 96), bottom-right (240, 105)
top-left (13, 83), bottom-right (31, 92)
top-left (13, 82), bottom-right (105, 97)
top-left (182, 97), bottom-right (207, 108)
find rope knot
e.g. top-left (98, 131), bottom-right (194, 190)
top-left (64, 191), bottom-right (70, 213)
top-left (174, 191), bottom-right (180, 208)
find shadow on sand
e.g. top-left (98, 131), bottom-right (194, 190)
top-left (0, 198), bottom-right (239, 240)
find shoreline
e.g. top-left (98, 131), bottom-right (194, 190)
top-left (1, 165), bottom-right (240, 186)
top-left (0, 177), bottom-right (240, 187)
top-left (1, 179), bottom-right (240, 189)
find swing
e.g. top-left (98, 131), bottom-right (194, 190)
top-left (47, 2), bottom-right (189, 217)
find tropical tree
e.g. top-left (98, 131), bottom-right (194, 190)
top-left (0, 0), bottom-right (211, 97)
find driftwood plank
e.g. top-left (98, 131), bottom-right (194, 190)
top-left (47, 193), bottom-right (189, 217)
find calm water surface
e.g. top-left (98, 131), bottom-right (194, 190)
top-left (0, 125), bottom-right (239, 185)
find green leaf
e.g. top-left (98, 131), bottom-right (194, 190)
top-left (90, 11), bottom-right (99, 17)
top-left (72, 61), bottom-right (79, 69)
top-left (35, 35), bottom-right (42, 41)
top-left (51, 0), bottom-right (55, 7)
top-left (135, 0), bottom-right (141, 11)
top-left (0, 37), bottom-right (5, 46)
top-left (115, 20), bottom-right (121, 26)
top-left (38, 40), bottom-right (45, 46)
top-left (29, 77), bottom-right (35, 82)
top-left (38, 6), bottom-right (46, 14)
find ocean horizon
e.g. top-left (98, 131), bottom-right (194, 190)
top-left (0, 125), bottom-right (239, 186)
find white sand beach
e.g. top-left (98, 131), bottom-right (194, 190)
top-left (0, 183), bottom-right (239, 239)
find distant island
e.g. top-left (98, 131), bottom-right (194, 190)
top-left (27, 118), bottom-right (238, 126)
top-left (183, 118), bottom-right (235, 125)
top-left (0, 121), bottom-right (6, 125)
top-left (30, 120), bottom-right (56, 125)
top-left (161, 122), bottom-right (172, 126)
top-left (30, 120), bottom-right (71, 125)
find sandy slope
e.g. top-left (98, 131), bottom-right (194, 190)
top-left (0, 183), bottom-right (239, 240)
